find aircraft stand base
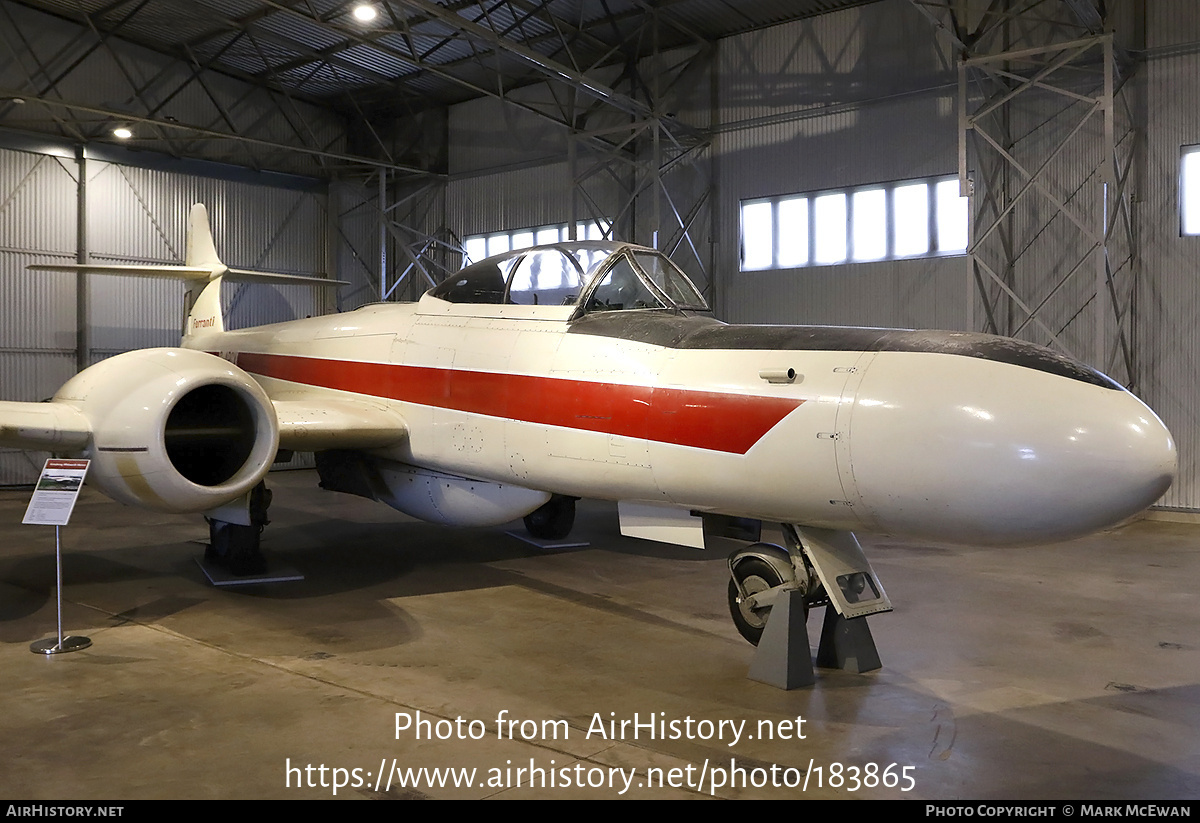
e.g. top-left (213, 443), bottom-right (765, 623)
top-left (747, 589), bottom-right (815, 689)
top-left (816, 606), bottom-right (881, 674)
top-left (194, 496), bottom-right (304, 586)
top-left (195, 555), bottom-right (304, 587)
top-left (747, 595), bottom-right (882, 690)
top-left (201, 483), bottom-right (275, 578)
top-left (505, 530), bottom-right (589, 550)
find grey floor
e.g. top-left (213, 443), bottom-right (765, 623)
top-left (1, 469), bottom-right (1197, 800)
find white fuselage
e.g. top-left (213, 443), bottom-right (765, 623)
top-left (188, 293), bottom-right (1177, 547)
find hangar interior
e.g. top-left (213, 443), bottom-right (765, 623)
top-left (1, 0), bottom-right (1199, 800)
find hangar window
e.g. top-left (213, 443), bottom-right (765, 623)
top-left (463, 220), bottom-right (612, 265)
top-left (1182, 146), bottom-right (1200, 235)
top-left (740, 175), bottom-right (969, 270)
top-left (814, 193), bottom-right (848, 264)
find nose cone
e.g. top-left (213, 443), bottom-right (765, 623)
top-left (848, 353), bottom-right (1176, 545)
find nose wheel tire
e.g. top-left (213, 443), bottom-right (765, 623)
top-left (728, 558), bottom-right (787, 646)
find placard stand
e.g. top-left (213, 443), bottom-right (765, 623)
top-left (24, 458), bottom-right (92, 655)
top-left (30, 524), bottom-right (92, 655)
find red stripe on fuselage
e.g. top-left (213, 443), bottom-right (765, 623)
top-left (236, 351), bottom-right (803, 455)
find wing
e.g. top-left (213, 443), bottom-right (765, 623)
top-left (0, 401), bottom-right (90, 450)
top-left (0, 398), bottom-right (407, 453)
top-left (273, 398), bottom-right (408, 451)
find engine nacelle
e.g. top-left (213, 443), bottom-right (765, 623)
top-left (53, 348), bottom-right (279, 513)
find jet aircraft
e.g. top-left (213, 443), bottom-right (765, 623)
top-left (0, 205), bottom-right (1177, 648)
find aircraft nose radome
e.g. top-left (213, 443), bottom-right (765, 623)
top-left (1064, 390), bottom-right (1176, 523)
top-left (847, 354), bottom-right (1177, 546)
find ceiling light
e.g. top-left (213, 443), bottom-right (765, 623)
top-left (352, 4), bottom-right (377, 21)
top-left (112, 127), bottom-right (132, 139)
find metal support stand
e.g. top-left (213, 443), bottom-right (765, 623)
top-left (505, 531), bottom-right (589, 551)
top-left (742, 525), bottom-right (888, 689)
top-left (816, 606), bottom-right (881, 674)
top-left (196, 482), bottom-right (301, 586)
top-left (30, 525), bottom-right (91, 655)
top-left (747, 589), bottom-right (814, 689)
top-left (746, 597), bottom-right (882, 690)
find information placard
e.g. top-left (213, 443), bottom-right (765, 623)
top-left (23, 458), bottom-right (90, 526)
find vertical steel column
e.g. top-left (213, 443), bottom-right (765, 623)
top-left (959, 59), bottom-right (973, 333)
top-left (651, 10), bottom-right (662, 250)
top-left (324, 182), bottom-right (338, 315)
top-left (1096, 35), bottom-right (1115, 369)
top-left (378, 168), bottom-right (387, 302)
top-left (568, 136), bottom-right (578, 241)
top-left (74, 145), bottom-right (88, 373)
top-left (708, 41), bottom-right (721, 315)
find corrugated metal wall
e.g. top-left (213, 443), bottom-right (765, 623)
top-left (330, 178), bottom-right (385, 311)
top-left (0, 145), bottom-right (327, 484)
top-left (0, 148), bottom-right (78, 484)
top-left (445, 85), bottom-right (620, 243)
top-left (448, 96), bottom-right (568, 177)
top-left (714, 2), bottom-right (965, 328)
top-left (447, 161), bottom-right (578, 240)
top-left (1138, 1), bottom-right (1200, 510)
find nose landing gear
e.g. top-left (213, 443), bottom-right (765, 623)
top-left (728, 547), bottom-right (808, 646)
top-left (727, 526), bottom-right (891, 688)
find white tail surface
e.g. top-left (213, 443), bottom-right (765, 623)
top-left (183, 204), bottom-right (227, 338)
top-left (185, 277), bottom-right (226, 338)
top-left (185, 203), bottom-right (225, 269)
top-left (26, 201), bottom-right (344, 341)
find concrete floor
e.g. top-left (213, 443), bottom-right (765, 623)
top-left (1, 469), bottom-right (1198, 800)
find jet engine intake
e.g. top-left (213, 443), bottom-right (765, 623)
top-left (53, 348), bottom-right (279, 512)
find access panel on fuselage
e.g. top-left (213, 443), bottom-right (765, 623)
top-left (646, 348), bottom-right (873, 528)
top-left (526, 330), bottom-right (664, 501)
top-left (400, 310), bottom-right (652, 495)
top-left (399, 314), bottom-right (518, 479)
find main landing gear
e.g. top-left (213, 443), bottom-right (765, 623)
top-left (727, 525), bottom-right (892, 688)
top-left (204, 481), bottom-right (272, 576)
top-left (523, 494), bottom-right (577, 540)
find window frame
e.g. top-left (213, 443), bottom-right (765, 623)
top-left (1181, 145), bottom-right (1200, 236)
top-left (464, 220), bottom-right (612, 266)
top-left (739, 174), bottom-right (970, 271)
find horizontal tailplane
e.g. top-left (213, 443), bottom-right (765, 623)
top-left (26, 203), bottom-right (346, 338)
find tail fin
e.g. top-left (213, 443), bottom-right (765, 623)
top-left (185, 203), bottom-right (223, 269)
top-left (183, 204), bottom-right (226, 338)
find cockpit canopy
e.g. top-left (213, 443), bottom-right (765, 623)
top-left (428, 242), bottom-right (709, 315)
